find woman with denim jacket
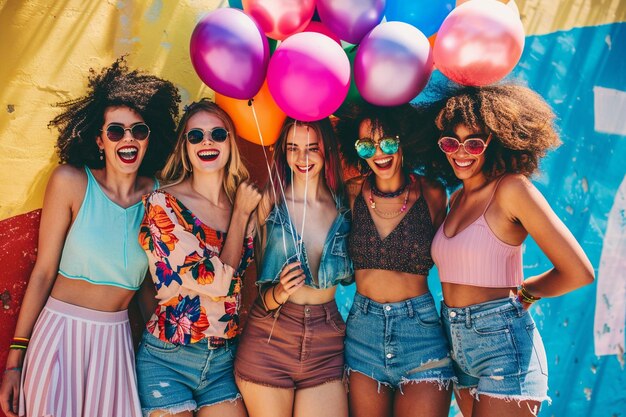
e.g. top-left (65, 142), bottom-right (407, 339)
top-left (234, 118), bottom-right (353, 417)
top-left (336, 104), bottom-right (455, 417)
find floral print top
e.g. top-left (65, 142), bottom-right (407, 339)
top-left (139, 190), bottom-right (254, 345)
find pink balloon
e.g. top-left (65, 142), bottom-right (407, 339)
top-left (316, 0), bottom-right (385, 44)
top-left (303, 21), bottom-right (341, 45)
top-left (267, 32), bottom-right (350, 121)
top-left (242, 0), bottom-right (315, 41)
top-left (355, 22), bottom-right (433, 106)
top-left (190, 8), bottom-right (269, 99)
top-left (434, 0), bottom-right (525, 86)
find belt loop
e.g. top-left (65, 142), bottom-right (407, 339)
top-left (464, 307), bottom-right (472, 328)
top-left (362, 297), bottom-right (370, 315)
top-left (406, 299), bottom-right (414, 318)
top-left (324, 304), bottom-right (331, 323)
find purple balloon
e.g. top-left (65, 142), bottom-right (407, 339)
top-left (355, 22), bottom-right (433, 106)
top-left (190, 8), bottom-right (269, 99)
top-left (267, 32), bottom-right (350, 121)
top-left (316, 0), bottom-right (386, 44)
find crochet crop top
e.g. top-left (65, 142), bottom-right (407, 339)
top-left (349, 178), bottom-right (435, 275)
top-left (58, 167), bottom-right (156, 290)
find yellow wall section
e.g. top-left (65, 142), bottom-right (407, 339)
top-left (0, 0), bottom-right (624, 220)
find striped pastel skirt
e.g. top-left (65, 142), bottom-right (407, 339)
top-left (19, 297), bottom-right (142, 417)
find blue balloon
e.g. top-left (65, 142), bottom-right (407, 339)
top-left (228, 0), bottom-right (243, 9)
top-left (385, 0), bottom-right (454, 37)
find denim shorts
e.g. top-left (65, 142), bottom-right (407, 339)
top-left (345, 292), bottom-right (455, 389)
top-left (136, 331), bottom-right (240, 417)
top-left (441, 297), bottom-right (550, 402)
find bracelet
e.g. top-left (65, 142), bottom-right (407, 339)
top-left (518, 285), bottom-right (541, 304)
top-left (4, 367), bottom-right (22, 374)
top-left (271, 286), bottom-right (284, 306)
top-left (9, 336), bottom-right (30, 351)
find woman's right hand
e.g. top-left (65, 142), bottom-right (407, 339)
top-left (0, 369), bottom-right (21, 417)
top-left (275, 261), bottom-right (306, 304)
top-left (233, 181), bottom-right (262, 217)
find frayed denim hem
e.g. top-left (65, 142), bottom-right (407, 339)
top-left (454, 388), bottom-right (551, 415)
top-left (197, 394), bottom-right (243, 410)
top-left (142, 400), bottom-right (196, 417)
top-left (345, 367), bottom-right (455, 395)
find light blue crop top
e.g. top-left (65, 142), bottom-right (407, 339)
top-left (58, 167), bottom-right (157, 290)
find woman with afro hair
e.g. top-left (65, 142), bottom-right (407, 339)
top-left (428, 84), bottom-right (594, 416)
top-left (0, 58), bottom-right (180, 417)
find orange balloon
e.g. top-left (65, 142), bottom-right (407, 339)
top-left (215, 80), bottom-right (286, 146)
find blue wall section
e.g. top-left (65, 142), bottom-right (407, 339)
top-left (337, 22), bottom-right (626, 417)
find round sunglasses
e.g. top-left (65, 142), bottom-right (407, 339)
top-left (185, 127), bottom-right (229, 144)
top-left (354, 136), bottom-right (400, 159)
top-left (438, 135), bottom-right (490, 156)
top-left (102, 123), bottom-right (150, 142)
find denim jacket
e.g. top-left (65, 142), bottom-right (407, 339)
top-left (257, 201), bottom-right (354, 289)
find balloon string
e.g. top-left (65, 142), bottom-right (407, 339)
top-left (298, 126), bottom-right (310, 260)
top-left (249, 101), bottom-right (296, 262)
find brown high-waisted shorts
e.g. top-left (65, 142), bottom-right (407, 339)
top-left (234, 298), bottom-right (346, 389)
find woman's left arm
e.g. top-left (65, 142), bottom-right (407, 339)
top-left (503, 175), bottom-right (594, 298)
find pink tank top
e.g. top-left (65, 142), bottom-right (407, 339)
top-left (431, 177), bottom-right (523, 288)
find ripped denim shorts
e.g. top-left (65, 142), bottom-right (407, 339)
top-left (441, 297), bottom-right (550, 403)
top-left (345, 292), bottom-right (455, 389)
top-left (136, 331), bottom-right (240, 417)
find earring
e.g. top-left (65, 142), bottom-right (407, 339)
top-left (99, 148), bottom-right (104, 161)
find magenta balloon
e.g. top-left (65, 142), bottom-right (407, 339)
top-left (316, 0), bottom-right (386, 44)
top-left (434, 0), bottom-right (525, 86)
top-left (190, 8), bottom-right (269, 99)
top-left (267, 32), bottom-right (350, 121)
top-left (242, 0), bottom-right (315, 41)
top-left (303, 21), bottom-right (341, 45)
top-left (355, 22), bottom-right (433, 106)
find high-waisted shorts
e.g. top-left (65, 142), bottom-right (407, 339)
top-left (234, 298), bottom-right (345, 389)
top-left (136, 331), bottom-right (240, 417)
top-left (345, 292), bottom-right (455, 389)
top-left (441, 296), bottom-right (550, 403)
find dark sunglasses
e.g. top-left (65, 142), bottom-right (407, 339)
top-left (438, 135), bottom-right (490, 156)
top-left (354, 136), bottom-right (400, 159)
top-left (185, 127), bottom-right (229, 144)
top-left (102, 123), bottom-right (150, 142)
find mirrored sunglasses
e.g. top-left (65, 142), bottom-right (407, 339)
top-left (354, 136), bottom-right (400, 159)
top-left (185, 127), bottom-right (229, 144)
top-left (438, 136), bottom-right (489, 156)
top-left (103, 123), bottom-right (150, 142)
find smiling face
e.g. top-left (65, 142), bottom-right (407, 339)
top-left (443, 124), bottom-right (492, 181)
top-left (285, 124), bottom-right (324, 182)
top-left (97, 106), bottom-right (149, 174)
top-left (184, 110), bottom-right (231, 174)
top-left (358, 119), bottom-right (403, 181)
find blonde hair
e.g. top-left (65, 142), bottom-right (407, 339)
top-left (159, 99), bottom-right (249, 202)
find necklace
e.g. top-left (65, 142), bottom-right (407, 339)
top-left (369, 174), bottom-right (408, 198)
top-left (369, 187), bottom-right (410, 218)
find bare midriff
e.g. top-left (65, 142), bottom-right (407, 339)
top-left (356, 269), bottom-right (430, 304)
top-left (288, 285), bottom-right (338, 305)
top-left (50, 274), bottom-right (136, 312)
top-left (442, 282), bottom-right (516, 308)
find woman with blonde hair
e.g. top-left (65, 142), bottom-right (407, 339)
top-left (136, 99), bottom-right (260, 417)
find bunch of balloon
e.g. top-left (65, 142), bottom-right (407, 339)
top-left (433, 0), bottom-right (525, 86)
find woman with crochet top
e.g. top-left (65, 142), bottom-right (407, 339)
top-left (336, 104), bottom-right (454, 417)
top-left (0, 58), bottom-right (180, 417)
top-left (428, 84), bottom-right (594, 416)
top-left (234, 117), bottom-right (352, 417)
top-left (136, 99), bottom-right (260, 417)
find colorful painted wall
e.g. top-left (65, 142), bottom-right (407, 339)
top-left (1, 1), bottom-right (624, 416)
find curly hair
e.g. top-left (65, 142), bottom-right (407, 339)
top-left (334, 102), bottom-right (454, 185)
top-left (49, 57), bottom-right (180, 176)
top-left (159, 99), bottom-right (249, 203)
top-left (433, 84), bottom-right (561, 178)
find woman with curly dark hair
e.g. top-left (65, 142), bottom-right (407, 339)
top-left (0, 58), bottom-right (180, 417)
top-left (429, 84), bottom-right (594, 416)
top-left (336, 104), bottom-right (455, 417)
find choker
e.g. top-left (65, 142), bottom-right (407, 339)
top-left (370, 174), bottom-right (410, 198)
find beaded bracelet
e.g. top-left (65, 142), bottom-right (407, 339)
top-left (518, 285), bottom-right (541, 304)
top-left (4, 367), bottom-right (22, 374)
